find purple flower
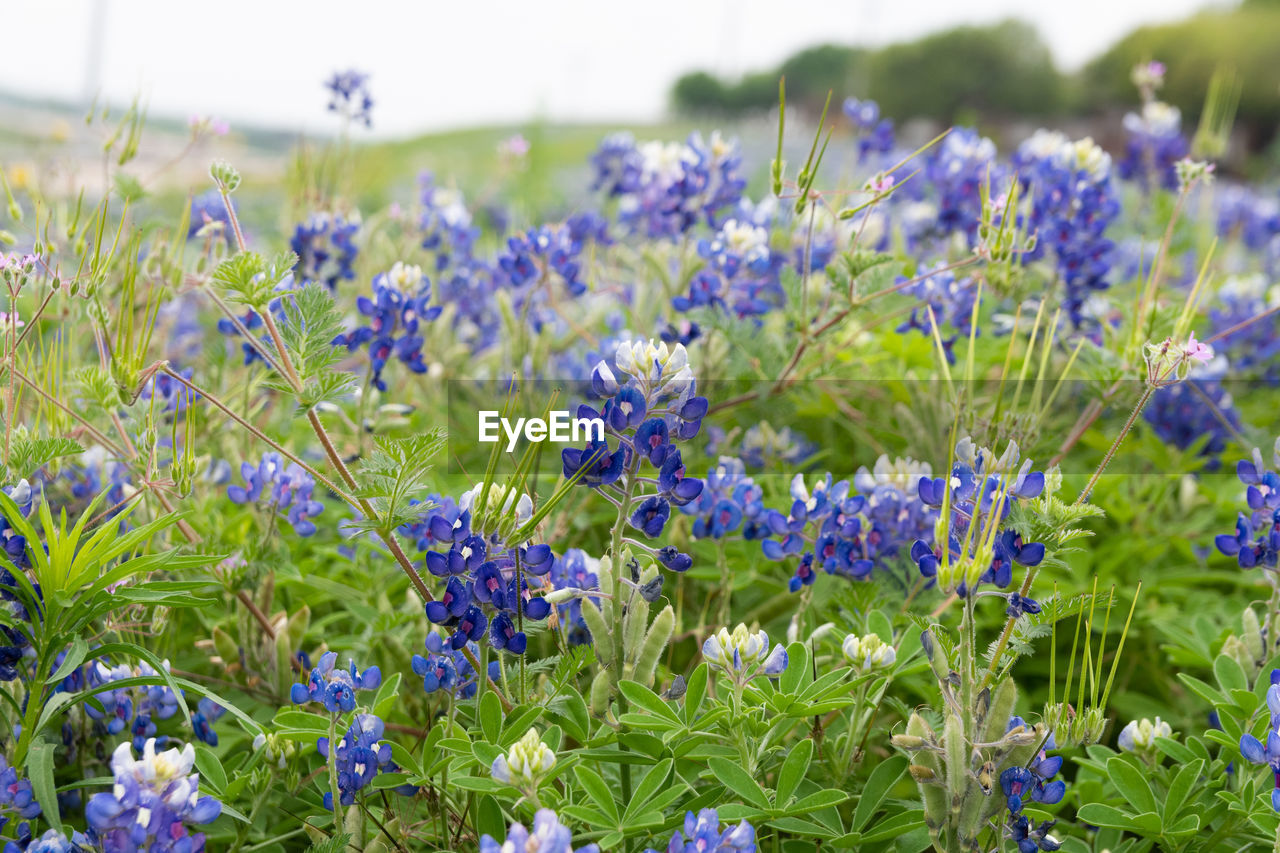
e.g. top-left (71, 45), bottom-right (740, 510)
top-left (289, 652), bottom-right (381, 713)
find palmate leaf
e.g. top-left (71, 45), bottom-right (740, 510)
top-left (5, 433), bottom-right (83, 482)
top-left (350, 431), bottom-right (447, 533)
top-left (212, 250), bottom-right (297, 310)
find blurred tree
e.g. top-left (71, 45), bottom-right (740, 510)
top-left (867, 20), bottom-right (1062, 121)
top-left (1083, 5), bottom-right (1280, 147)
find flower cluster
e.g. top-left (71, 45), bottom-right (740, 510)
top-left (1240, 683), bottom-right (1280, 811)
top-left (546, 549), bottom-right (601, 645)
top-left (480, 809), bottom-right (600, 853)
top-left (673, 217), bottom-right (785, 318)
top-left (909, 439), bottom-right (1046, 602)
top-left (411, 630), bottom-right (501, 698)
top-left (417, 482), bottom-right (555, 654)
top-left (681, 457), bottom-right (767, 541)
top-left (841, 633), bottom-right (897, 673)
top-left (590, 132), bottom-right (746, 239)
top-left (227, 453), bottom-right (325, 536)
top-left (1215, 443), bottom-right (1280, 570)
top-left (290, 651), bottom-right (382, 713)
top-left (762, 461), bottom-right (934, 592)
top-left (1117, 101), bottom-right (1188, 191)
top-left (9, 829), bottom-right (94, 853)
top-left (332, 261), bottom-right (442, 391)
top-left (85, 740), bottom-right (222, 853)
top-left (895, 262), bottom-right (979, 364)
top-left (563, 340), bottom-right (707, 572)
top-left (0, 754), bottom-right (41, 841)
top-left (923, 128), bottom-right (1000, 244)
top-left (1014, 132), bottom-right (1121, 325)
top-left (324, 69), bottom-right (373, 128)
top-left (706, 423), bottom-right (816, 471)
top-left (1209, 274), bottom-right (1280, 383)
top-left (702, 624), bottom-right (787, 686)
top-left (645, 808), bottom-right (756, 853)
top-left (318, 713), bottom-right (414, 809)
top-left (491, 728), bottom-right (556, 792)
top-left (290, 211), bottom-right (360, 292)
top-left (1143, 376), bottom-right (1242, 468)
top-left (844, 97), bottom-right (896, 164)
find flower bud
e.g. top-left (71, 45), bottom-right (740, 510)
top-left (632, 605), bottom-right (674, 688)
top-left (1117, 717), bottom-right (1171, 757)
top-left (491, 728), bottom-right (555, 790)
top-left (842, 633), bottom-right (896, 673)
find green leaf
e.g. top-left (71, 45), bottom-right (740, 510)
top-left (709, 757), bottom-right (771, 809)
top-left (1108, 756), bottom-right (1158, 814)
top-left (272, 709), bottom-right (331, 736)
top-left (1075, 803), bottom-right (1140, 832)
top-left (194, 746), bottom-right (227, 794)
top-left (574, 766), bottom-right (620, 824)
top-left (683, 663), bottom-right (709, 725)
top-left (1162, 758), bottom-right (1204, 821)
top-left (624, 759), bottom-right (674, 823)
top-left (774, 738), bottom-right (813, 807)
top-left (46, 636), bottom-right (89, 684)
top-left (26, 740), bottom-right (62, 834)
top-left (851, 754), bottom-right (908, 831)
top-left (618, 680), bottom-right (682, 725)
top-left (1214, 654), bottom-right (1249, 694)
top-left (478, 691), bottom-right (503, 744)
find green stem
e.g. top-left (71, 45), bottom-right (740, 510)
top-left (716, 540), bottom-right (732, 627)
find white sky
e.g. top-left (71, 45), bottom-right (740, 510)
top-left (0, 0), bottom-right (1220, 138)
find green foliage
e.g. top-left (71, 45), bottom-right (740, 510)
top-left (351, 432), bottom-right (447, 533)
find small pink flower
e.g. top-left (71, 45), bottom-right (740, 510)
top-left (1185, 331), bottom-right (1213, 363)
top-left (0, 312), bottom-right (23, 330)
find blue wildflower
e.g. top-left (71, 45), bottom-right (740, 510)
top-left (227, 453), bottom-right (325, 536)
top-left (645, 808), bottom-right (756, 853)
top-left (481, 809), bottom-right (600, 853)
top-left (289, 651), bottom-right (381, 713)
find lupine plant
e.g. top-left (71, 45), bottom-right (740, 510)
top-left (0, 60), bottom-right (1278, 853)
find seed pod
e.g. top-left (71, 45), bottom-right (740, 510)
top-left (982, 677), bottom-right (1018, 745)
top-left (211, 627), bottom-right (239, 668)
top-left (623, 597), bottom-right (650, 663)
top-left (909, 764), bottom-right (938, 782)
top-left (589, 669), bottom-right (613, 716)
top-left (632, 605), bottom-right (675, 687)
top-left (1243, 606), bottom-right (1264, 662)
top-left (579, 597), bottom-right (611, 651)
top-left (892, 734), bottom-right (927, 750)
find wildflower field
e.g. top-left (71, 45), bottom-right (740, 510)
top-left (2, 60), bottom-right (1280, 853)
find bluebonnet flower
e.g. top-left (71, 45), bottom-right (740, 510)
top-left (1209, 274), bottom-right (1280, 383)
top-left (546, 549), bottom-right (600, 645)
top-left (0, 480), bottom-right (34, 570)
top-left (896, 262), bottom-right (978, 364)
top-left (1217, 186), bottom-right (1280, 258)
top-left (1117, 101), bottom-right (1188, 192)
top-left (227, 453), bottom-right (325, 536)
top-left (191, 697), bottom-right (226, 747)
top-left (83, 660), bottom-right (137, 735)
top-left (590, 132), bottom-right (746, 239)
top-left (290, 651), bottom-right (382, 713)
top-left (188, 190), bottom-right (233, 242)
top-left (317, 713), bottom-right (414, 809)
top-left (673, 217), bottom-right (786, 318)
top-left (924, 128), bottom-right (1000, 244)
top-left (499, 225), bottom-right (588, 297)
top-left (762, 461), bottom-right (934, 593)
top-left (999, 759), bottom-right (1065, 814)
top-left (705, 423), bottom-right (816, 471)
top-left (417, 173), bottom-right (480, 266)
top-left (645, 808), bottom-right (756, 853)
top-left (417, 482), bottom-right (555, 655)
top-left (1014, 133), bottom-right (1122, 325)
top-left (138, 366), bottom-right (199, 415)
top-left (411, 631), bottom-right (501, 699)
top-left (562, 340), bottom-right (706, 571)
top-left (325, 69), bottom-right (373, 128)
top-left (85, 739), bottom-right (221, 853)
top-left (843, 97), bottom-right (896, 164)
top-left (1008, 815), bottom-right (1061, 853)
top-left (0, 754), bottom-right (41, 840)
top-left (682, 457), bottom-right (767, 541)
top-left (1240, 682), bottom-right (1280, 810)
top-left (702, 625), bottom-right (787, 686)
top-left (1143, 374), bottom-right (1242, 469)
top-left (290, 212), bottom-right (359, 292)
top-left (1215, 444), bottom-right (1280, 570)
top-left (399, 494), bottom-right (463, 553)
top-left (333, 261), bottom-right (442, 392)
top-left (480, 809), bottom-right (600, 853)
top-left (1118, 716), bottom-right (1172, 756)
top-left (491, 728), bottom-right (556, 791)
top-left (8, 829), bottom-right (94, 853)
top-left (909, 439), bottom-right (1046, 598)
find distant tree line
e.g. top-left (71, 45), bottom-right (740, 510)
top-left (672, 3), bottom-right (1280, 145)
